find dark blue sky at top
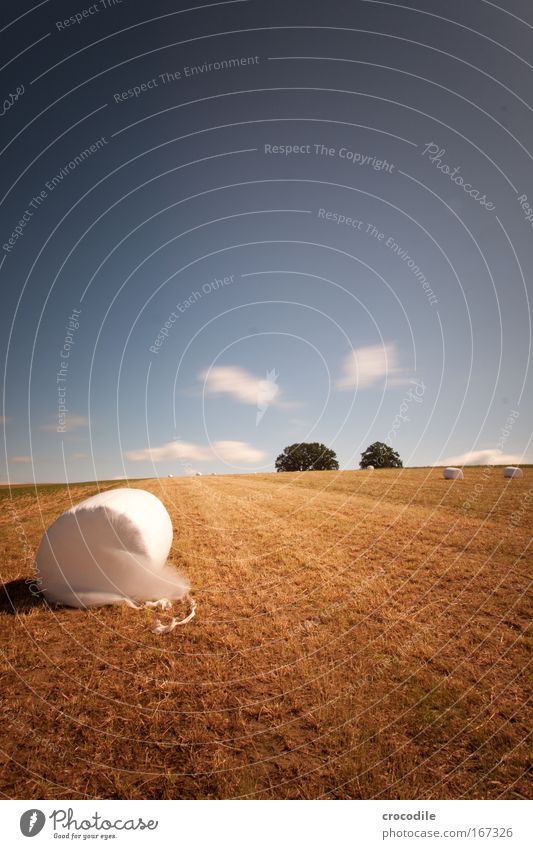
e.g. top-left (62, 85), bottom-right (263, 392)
top-left (1, 0), bottom-right (532, 482)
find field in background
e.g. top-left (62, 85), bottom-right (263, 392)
top-left (0, 468), bottom-right (530, 799)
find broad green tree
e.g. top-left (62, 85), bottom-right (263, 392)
top-left (359, 441), bottom-right (403, 469)
top-left (275, 442), bottom-right (339, 472)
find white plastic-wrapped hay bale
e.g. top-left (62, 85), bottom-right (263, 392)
top-left (443, 467), bottom-right (464, 480)
top-left (504, 466), bottom-right (523, 479)
top-left (366, 465), bottom-right (374, 471)
top-left (35, 488), bottom-right (189, 609)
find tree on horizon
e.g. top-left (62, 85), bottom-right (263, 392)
top-left (359, 441), bottom-right (403, 469)
top-left (275, 442), bottom-right (339, 472)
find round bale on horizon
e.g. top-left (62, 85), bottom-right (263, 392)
top-left (504, 466), bottom-right (523, 478)
top-left (443, 467), bottom-right (464, 480)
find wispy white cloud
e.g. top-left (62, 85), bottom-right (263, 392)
top-left (11, 455), bottom-right (31, 464)
top-left (438, 448), bottom-right (525, 467)
top-left (336, 343), bottom-right (407, 390)
top-left (125, 440), bottom-right (211, 462)
top-left (213, 441), bottom-right (265, 463)
top-left (72, 452), bottom-right (89, 460)
top-left (125, 439), bottom-right (265, 465)
top-left (256, 369), bottom-right (279, 424)
top-left (201, 365), bottom-right (281, 407)
top-left (40, 415), bottom-right (89, 432)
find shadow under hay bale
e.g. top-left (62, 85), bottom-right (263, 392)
top-left (0, 578), bottom-right (45, 614)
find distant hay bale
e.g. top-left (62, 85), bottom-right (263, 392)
top-left (443, 467), bottom-right (464, 480)
top-left (366, 465), bottom-right (374, 471)
top-left (504, 466), bottom-right (523, 478)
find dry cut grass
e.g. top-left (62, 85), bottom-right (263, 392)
top-left (0, 468), bottom-right (531, 799)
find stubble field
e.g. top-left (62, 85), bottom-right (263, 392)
top-left (0, 467), bottom-right (531, 799)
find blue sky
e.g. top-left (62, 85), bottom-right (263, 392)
top-left (1, 0), bottom-right (532, 482)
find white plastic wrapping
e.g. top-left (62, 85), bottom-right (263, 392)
top-left (503, 466), bottom-right (523, 478)
top-left (35, 488), bottom-right (189, 608)
top-left (443, 467), bottom-right (464, 480)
